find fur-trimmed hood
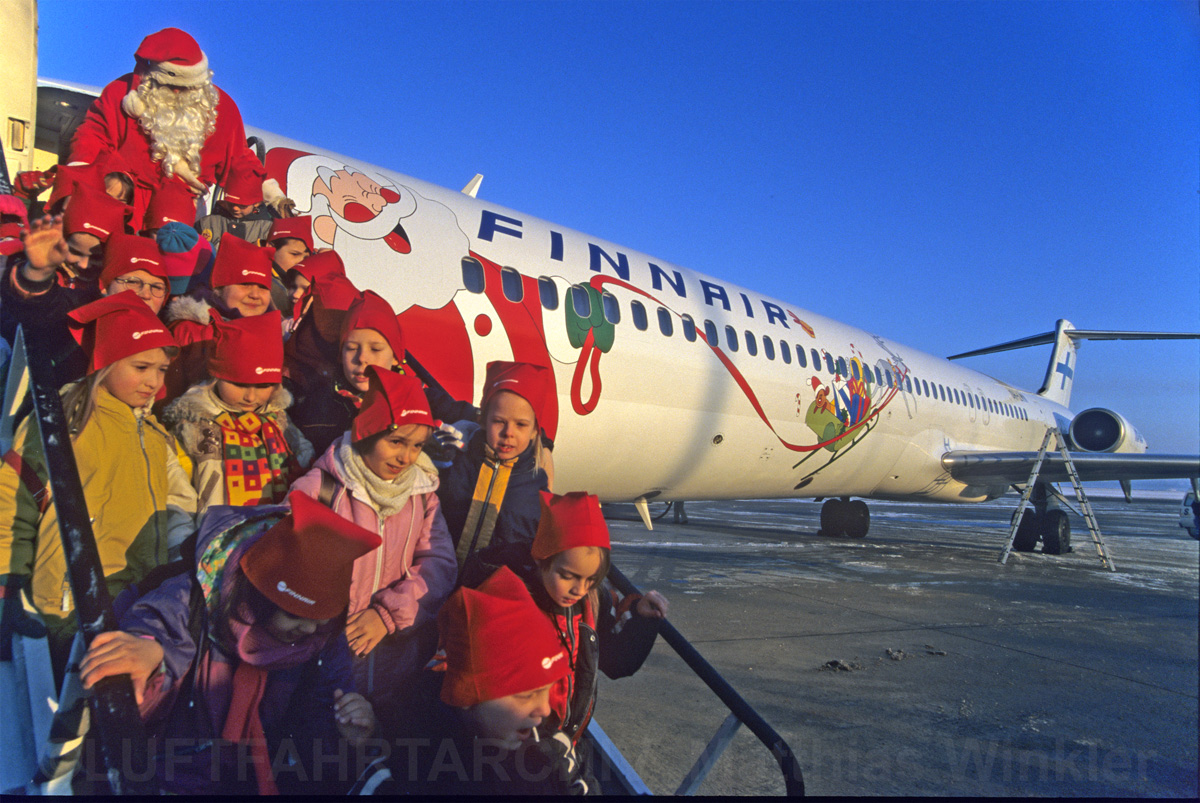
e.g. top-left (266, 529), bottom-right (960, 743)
top-left (164, 294), bottom-right (214, 327)
top-left (162, 379), bottom-right (294, 427)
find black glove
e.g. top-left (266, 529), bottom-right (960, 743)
top-left (0, 574), bottom-right (47, 662)
top-left (531, 731), bottom-right (592, 795)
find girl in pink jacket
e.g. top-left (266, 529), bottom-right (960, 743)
top-left (289, 365), bottom-right (456, 732)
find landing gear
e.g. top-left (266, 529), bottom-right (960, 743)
top-left (1011, 484), bottom-right (1073, 555)
top-left (820, 498), bottom-right (870, 538)
top-left (1041, 510), bottom-right (1072, 555)
top-left (1012, 510), bottom-right (1039, 552)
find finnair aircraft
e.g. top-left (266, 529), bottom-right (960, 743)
top-left (29, 79), bottom-right (1200, 553)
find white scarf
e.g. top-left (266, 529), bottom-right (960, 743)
top-left (333, 436), bottom-right (437, 519)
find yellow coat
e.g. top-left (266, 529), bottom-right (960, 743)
top-left (0, 386), bottom-right (191, 624)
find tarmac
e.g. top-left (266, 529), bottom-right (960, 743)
top-left (590, 493), bottom-right (1199, 797)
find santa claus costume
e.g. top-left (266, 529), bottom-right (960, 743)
top-left (68, 28), bottom-right (253, 226)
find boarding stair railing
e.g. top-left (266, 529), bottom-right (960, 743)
top-left (999, 426), bottom-right (1115, 571)
top-left (1, 324), bottom-right (157, 795)
top-left (584, 564), bottom-right (805, 796)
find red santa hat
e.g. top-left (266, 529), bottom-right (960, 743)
top-left (62, 182), bottom-right (130, 242)
top-left (67, 291), bottom-right (178, 374)
top-left (210, 233), bottom-right (275, 288)
top-left (221, 153), bottom-right (267, 206)
top-left (99, 233), bottom-right (170, 288)
top-left (132, 28), bottom-right (210, 88)
top-left (291, 249), bottom-right (346, 283)
top-left (531, 491), bottom-right (611, 561)
top-left (305, 274), bottom-right (361, 342)
top-left (438, 566), bottom-right (571, 708)
top-left (480, 361), bottom-right (551, 431)
top-left (268, 216), bottom-right (314, 252)
top-left (340, 290), bottom-right (405, 360)
top-left (352, 365), bottom-right (434, 442)
top-left (142, 179), bottom-right (198, 231)
top-left (241, 491), bottom-right (382, 620)
top-left (45, 163), bottom-right (105, 212)
top-left (208, 310), bottom-right (285, 385)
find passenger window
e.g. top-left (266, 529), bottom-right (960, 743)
top-left (501, 267), bottom-right (523, 302)
top-left (875, 367), bottom-right (882, 385)
top-left (795, 345), bottom-right (806, 367)
top-left (630, 299), bottom-right (648, 331)
top-left (538, 277), bottom-right (559, 310)
top-left (836, 357), bottom-right (847, 377)
top-left (570, 285), bottom-right (591, 319)
top-left (704, 319), bottom-right (719, 346)
top-left (658, 307), bottom-right (674, 336)
top-left (780, 340), bottom-right (791, 364)
top-left (681, 314), bottom-right (697, 342)
top-left (922, 380), bottom-right (930, 397)
top-left (940, 385), bottom-right (947, 402)
top-left (885, 369), bottom-right (893, 387)
top-left (825, 353), bottom-right (835, 374)
top-left (811, 349), bottom-right (821, 371)
top-left (851, 361), bottom-right (860, 381)
top-left (745, 330), bottom-right (758, 356)
top-left (462, 257), bottom-right (485, 293)
top-left (725, 325), bottom-right (739, 352)
top-left (905, 377), bottom-right (912, 393)
top-left (602, 291), bottom-right (620, 324)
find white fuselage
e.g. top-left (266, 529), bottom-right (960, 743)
top-left (251, 129), bottom-right (1070, 505)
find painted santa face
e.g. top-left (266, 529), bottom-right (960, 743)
top-left (361, 424), bottom-right (430, 481)
top-left (105, 269), bottom-right (169, 314)
top-left (341, 328), bottom-right (397, 391)
top-left (215, 379), bottom-right (276, 413)
top-left (539, 547), bottom-right (603, 609)
top-left (485, 391), bottom-right (537, 461)
top-left (100, 348), bottom-right (172, 408)
top-left (217, 282), bottom-right (271, 317)
top-left (465, 684), bottom-right (553, 750)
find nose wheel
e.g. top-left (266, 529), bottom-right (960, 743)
top-left (820, 498), bottom-right (870, 538)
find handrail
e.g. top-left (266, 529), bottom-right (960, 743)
top-left (606, 563), bottom-right (805, 796)
top-left (6, 325), bottom-right (156, 794)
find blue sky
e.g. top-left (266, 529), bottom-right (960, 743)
top-left (38, 0), bottom-right (1200, 486)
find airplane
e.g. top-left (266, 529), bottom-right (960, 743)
top-left (13, 75), bottom-right (1195, 557)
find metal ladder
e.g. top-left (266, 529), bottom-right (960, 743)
top-left (999, 427), bottom-right (1115, 571)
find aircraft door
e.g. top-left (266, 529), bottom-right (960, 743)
top-left (962, 383), bottom-right (977, 423)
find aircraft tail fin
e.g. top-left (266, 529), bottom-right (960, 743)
top-left (949, 320), bottom-right (1200, 408)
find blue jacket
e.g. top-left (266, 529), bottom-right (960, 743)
top-left (437, 429), bottom-right (548, 588)
top-left (118, 506), bottom-right (357, 795)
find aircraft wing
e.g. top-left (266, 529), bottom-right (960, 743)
top-left (942, 451), bottom-right (1200, 485)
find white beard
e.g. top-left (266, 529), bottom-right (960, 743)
top-left (130, 80), bottom-right (219, 178)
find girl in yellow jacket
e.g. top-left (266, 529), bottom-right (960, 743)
top-left (0, 291), bottom-right (198, 685)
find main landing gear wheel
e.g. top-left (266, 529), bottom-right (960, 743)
top-left (1041, 510), bottom-right (1072, 555)
top-left (1012, 510), bottom-right (1039, 552)
top-left (820, 498), bottom-right (870, 538)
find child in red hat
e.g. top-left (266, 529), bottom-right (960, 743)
top-left (99, 232), bottom-right (172, 314)
top-left (290, 365), bottom-right (455, 732)
top-left (524, 491), bottom-right (668, 748)
top-left (265, 215), bottom-right (313, 316)
top-left (162, 310), bottom-right (313, 516)
top-left (0, 292), bottom-right (198, 684)
top-left (162, 233), bottom-right (278, 405)
top-left (438, 360), bottom-right (556, 588)
top-left (373, 565), bottom-right (590, 794)
top-left (79, 492), bottom-right (378, 795)
top-left (141, 179), bottom-right (214, 298)
top-left (194, 152), bottom-right (279, 250)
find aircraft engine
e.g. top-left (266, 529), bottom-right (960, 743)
top-left (1068, 408), bottom-right (1147, 453)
